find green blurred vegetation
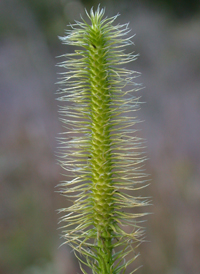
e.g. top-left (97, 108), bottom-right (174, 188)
top-left (145, 0), bottom-right (200, 17)
top-left (0, 155), bottom-right (57, 273)
top-left (1, 0), bottom-right (198, 42)
top-left (22, 0), bottom-right (67, 42)
top-left (81, 0), bottom-right (200, 17)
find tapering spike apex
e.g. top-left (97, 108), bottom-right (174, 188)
top-left (57, 6), bottom-right (149, 274)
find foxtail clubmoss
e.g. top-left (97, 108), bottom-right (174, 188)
top-left (56, 5), bottom-right (149, 274)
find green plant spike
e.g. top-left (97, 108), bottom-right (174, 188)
top-left (56, 5), bottom-right (149, 274)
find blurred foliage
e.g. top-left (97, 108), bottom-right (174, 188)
top-left (145, 0), bottom-right (200, 18)
top-left (81, 0), bottom-right (200, 18)
top-left (22, 262), bottom-right (58, 274)
top-left (0, 178), bottom-right (55, 273)
top-left (0, 0), bottom-right (67, 44)
top-left (1, 0), bottom-right (199, 44)
top-left (22, 0), bottom-right (66, 42)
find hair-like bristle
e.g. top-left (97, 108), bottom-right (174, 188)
top-left (56, 6), bottom-right (149, 273)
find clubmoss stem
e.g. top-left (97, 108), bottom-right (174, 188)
top-left (89, 32), bottom-right (114, 271)
top-left (57, 5), bottom-right (149, 274)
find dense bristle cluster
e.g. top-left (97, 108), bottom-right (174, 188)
top-left (57, 6), bottom-right (148, 274)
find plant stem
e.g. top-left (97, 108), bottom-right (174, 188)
top-left (89, 35), bottom-right (114, 270)
top-left (57, 6), bottom-right (149, 274)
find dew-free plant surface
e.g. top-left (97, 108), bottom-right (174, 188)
top-left (56, 6), bottom-right (149, 274)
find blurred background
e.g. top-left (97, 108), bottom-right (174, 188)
top-left (1, 0), bottom-right (200, 273)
